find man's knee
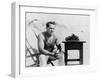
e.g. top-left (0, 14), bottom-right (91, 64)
top-left (39, 54), bottom-right (46, 60)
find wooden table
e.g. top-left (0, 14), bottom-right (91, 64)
top-left (62, 41), bottom-right (86, 65)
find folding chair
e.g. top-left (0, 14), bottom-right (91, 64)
top-left (26, 39), bottom-right (40, 67)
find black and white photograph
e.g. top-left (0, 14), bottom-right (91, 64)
top-left (25, 12), bottom-right (89, 67)
top-left (11, 2), bottom-right (97, 78)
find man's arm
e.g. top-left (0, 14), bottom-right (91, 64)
top-left (38, 34), bottom-right (54, 56)
top-left (55, 34), bottom-right (62, 52)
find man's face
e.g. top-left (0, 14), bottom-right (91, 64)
top-left (47, 24), bottom-right (55, 35)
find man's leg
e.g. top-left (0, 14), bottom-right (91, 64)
top-left (57, 52), bottom-right (65, 66)
top-left (39, 54), bottom-right (47, 67)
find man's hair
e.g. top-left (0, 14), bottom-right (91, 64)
top-left (46, 21), bottom-right (56, 28)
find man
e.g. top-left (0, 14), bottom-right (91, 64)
top-left (38, 21), bottom-right (64, 67)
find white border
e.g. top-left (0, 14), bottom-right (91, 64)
top-left (11, 2), bottom-right (97, 78)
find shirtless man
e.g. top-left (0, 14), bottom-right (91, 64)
top-left (38, 21), bottom-right (64, 67)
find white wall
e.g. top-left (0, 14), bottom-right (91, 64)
top-left (0, 0), bottom-right (100, 80)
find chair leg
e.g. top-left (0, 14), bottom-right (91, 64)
top-left (36, 55), bottom-right (40, 67)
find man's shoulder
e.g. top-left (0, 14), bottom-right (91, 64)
top-left (38, 32), bottom-right (45, 39)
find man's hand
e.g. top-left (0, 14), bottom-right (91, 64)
top-left (48, 52), bottom-right (57, 60)
top-left (48, 52), bottom-right (55, 56)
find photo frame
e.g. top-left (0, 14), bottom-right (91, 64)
top-left (11, 2), bottom-right (96, 78)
